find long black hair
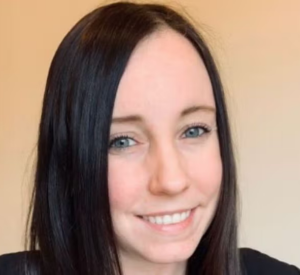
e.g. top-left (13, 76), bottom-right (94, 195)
top-left (25, 2), bottom-right (240, 275)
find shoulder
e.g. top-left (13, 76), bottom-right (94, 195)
top-left (1, 249), bottom-right (299, 275)
top-left (0, 251), bottom-right (27, 274)
top-left (0, 251), bottom-right (40, 275)
top-left (240, 247), bottom-right (300, 275)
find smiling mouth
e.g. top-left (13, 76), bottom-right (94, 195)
top-left (136, 207), bottom-right (197, 234)
top-left (139, 209), bottom-right (192, 225)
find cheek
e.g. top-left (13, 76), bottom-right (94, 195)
top-left (108, 158), bottom-right (144, 211)
top-left (187, 139), bottom-right (223, 197)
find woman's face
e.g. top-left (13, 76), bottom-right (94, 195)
top-left (108, 28), bottom-right (222, 265)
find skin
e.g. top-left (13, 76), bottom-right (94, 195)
top-left (108, 28), bottom-right (222, 275)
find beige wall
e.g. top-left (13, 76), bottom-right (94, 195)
top-left (1, 0), bottom-right (299, 267)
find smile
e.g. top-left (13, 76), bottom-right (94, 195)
top-left (137, 207), bottom-right (197, 234)
top-left (141, 210), bottom-right (191, 225)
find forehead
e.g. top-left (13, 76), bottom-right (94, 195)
top-left (113, 28), bottom-right (215, 118)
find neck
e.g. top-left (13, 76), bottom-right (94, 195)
top-left (120, 254), bottom-right (187, 275)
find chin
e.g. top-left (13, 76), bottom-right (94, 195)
top-left (139, 240), bottom-right (199, 264)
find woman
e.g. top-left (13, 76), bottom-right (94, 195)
top-left (0, 2), bottom-right (299, 275)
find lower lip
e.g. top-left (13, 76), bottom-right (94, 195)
top-left (137, 207), bottom-right (197, 234)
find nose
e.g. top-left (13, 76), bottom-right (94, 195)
top-left (148, 141), bottom-right (190, 196)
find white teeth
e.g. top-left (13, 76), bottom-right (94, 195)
top-left (173, 213), bottom-right (181, 223)
top-left (142, 210), bottom-right (191, 225)
top-left (149, 216), bottom-right (156, 223)
top-left (155, 217), bottom-right (163, 225)
top-left (162, 215), bottom-right (172, 224)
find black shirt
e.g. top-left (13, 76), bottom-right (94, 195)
top-left (0, 248), bottom-right (299, 274)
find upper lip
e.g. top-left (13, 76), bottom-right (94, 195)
top-left (138, 207), bottom-right (195, 217)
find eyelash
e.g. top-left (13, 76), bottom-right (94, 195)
top-left (109, 123), bottom-right (213, 151)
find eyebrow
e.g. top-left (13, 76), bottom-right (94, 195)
top-left (111, 105), bottom-right (216, 124)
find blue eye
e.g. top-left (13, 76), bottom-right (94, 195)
top-left (109, 135), bottom-right (136, 150)
top-left (109, 124), bottom-right (212, 151)
top-left (183, 125), bottom-right (210, 138)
